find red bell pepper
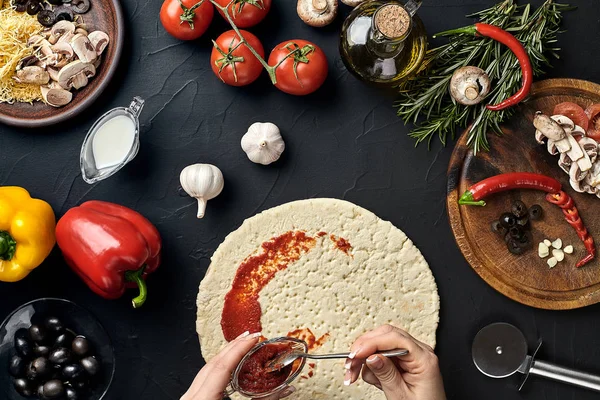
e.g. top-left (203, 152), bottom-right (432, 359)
top-left (56, 201), bottom-right (161, 308)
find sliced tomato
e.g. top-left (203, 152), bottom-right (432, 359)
top-left (553, 102), bottom-right (589, 131)
top-left (585, 103), bottom-right (600, 141)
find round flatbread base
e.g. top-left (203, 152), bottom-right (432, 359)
top-left (197, 199), bottom-right (439, 399)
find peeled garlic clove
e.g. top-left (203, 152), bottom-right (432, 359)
top-left (547, 257), bottom-right (558, 268)
top-left (543, 239), bottom-right (552, 247)
top-left (180, 163), bottom-right (224, 219)
top-left (241, 122), bottom-right (285, 165)
top-left (551, 238), bottom-right (562, 249)
top-left (552, 248), bottom-right (565, 262)
top-left (564, 245), bottom-right (574, 254)
top-left (538, 242), bottom-right (549, 258)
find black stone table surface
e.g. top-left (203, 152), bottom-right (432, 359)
top-left (1, 1), bottom-right (599, 399)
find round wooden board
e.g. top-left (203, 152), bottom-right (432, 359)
top-left (447, 78), bottom-right (600, 310)
top-left (0, 0), bottom-right (124, 127)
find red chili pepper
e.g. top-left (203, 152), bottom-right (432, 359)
top-left (458, 173), bottom-right (595, 267)
top-left (458, 173), bottom-right (561, 206)
top-left (435, 23), bottom-right (533, 111)
top-left (56, 201), bottom-right (162, 308)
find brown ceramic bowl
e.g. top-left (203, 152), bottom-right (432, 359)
top-left (0, 0), bottom-right (125, 128)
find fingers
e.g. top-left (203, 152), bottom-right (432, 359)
top-left (197, 331), bottom-right (262, 396)
top-left (253, 385), bottom-right (296, 399)
top-left (361, 366), bottom-right (382, 390)
top-left (346, 325), bottom-right (426, 384)
top-left (366, 354), bottom-right (408, 395)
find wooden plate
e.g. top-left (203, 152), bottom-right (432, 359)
top-left (0, 0), bottom-right (124, 127)
top-left (447, 78), bottom-right (600, 310)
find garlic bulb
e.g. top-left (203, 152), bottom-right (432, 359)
top-left (241, 122), bottom-right (285, 165)
top-left (180, 164), bottom-right (224, 219)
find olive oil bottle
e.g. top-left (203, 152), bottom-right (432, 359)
top-left (340, 0), bottom-right (427, 86)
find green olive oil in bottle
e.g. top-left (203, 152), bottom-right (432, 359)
top-left (340, 0), bottom-right (427, 86)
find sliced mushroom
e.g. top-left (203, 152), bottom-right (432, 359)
top-left (570, 178), bottom-right (585, 193)
top-left (87, 31), bottom-right (109, 56)
top-left (92, 56), bottom-right (101, 70)
top-left (49, 21), bottom-right (76, 44)
top-left (571, 125), bottom-right (586, 138)
top-left (47, 66), bottom-right (61, 82)
top-left (565, 133), bottom-right (584, 162)
top-left (569, 161), bottom-right (588, 182)
top-left (534, 113), bottom-right (567, 141)
top-left (547, 139), bottom-right (559, 155)
top-left (579, 137), bottom-right (599, 164)
top-left (14, 66), bottom-right (50, 85)
top-left (57, 31), bottom-right (76, 44)
top-left (57, 60), bottom-right (95, 90)
top-left (17, 55), bottom-right (39, 70)
top-left (27, 35), bottom-right (46, 47)
top-left (41, 85), bottom-right (73, 107)
top-left (71, 34), bottom-right (97, 63)
top-left (297, 0), bottom-right (338, 27)
top-left (50, 42), bottom-right (74, 68)
top-left (550, 115), bottom-right (575, 133)
top-left (449, 66), bottom-right (491, 106)
top-left (535, 130), bottom-right (545, 144)
top-left (585, 161), bottom-right (600, 188)
top-left (558, 153), bottom-right (572, 174)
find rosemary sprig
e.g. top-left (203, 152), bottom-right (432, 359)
top-left (395, 0), bottom-right (572, 153)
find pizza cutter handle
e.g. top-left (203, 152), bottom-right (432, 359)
top-left (530, 359), bottom-right (600, 393)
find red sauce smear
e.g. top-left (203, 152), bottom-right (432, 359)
top-left (221, 231), bottom-right (317, 341)
top-left (238, 342), bottom-right (294, 393)
top-left (330, 234), bottom-right (352, 256)
top-left (316, 231), bottom-right (327, 237)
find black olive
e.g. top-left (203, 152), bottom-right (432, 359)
top-left (54, 331), bottom-right (75, 348)
top-left (529, 204), bottom-right (544, 221)
top-left (9, 354), bottom-right (26, 377)
top-left (71, 336), bottom-right (91, 357)
top-left (499, 212), bottom-right (517, 228)
top-left (490, 220), bottom-right (507, 236)
top-left (80, 356), bottom-right (100, 376)
top-left (37, 383), bottom-right (46, 398)
top-left (63, 363), bottom-right (86, 381)
top-left (14, 0), bottom-right (28, 4)
top-left (45, 317), bottom-right (65, 335)
top-left (47, 0), bottom-right (62, 4)
top-left (65, 386), bottom-right (79, 400)
top-left (516, 215), bottom-right (529, 229)
top-left (37, 10), bottom-right (57, 26)
top-left (49, 347), bottom-right (72, 365)
top-left (15, 2), bottom-right (28, 11)
top-left (13, 377), bottom-right (33, 396)
top-left (511, 200), bottom-right (528, 218)
top-left (26, 357), bottom-right (51, 381)
top-left (15, 327), bottom-right (29, 342)
top-left (71, 0), bottom-right (90, 13)
top-left (508, 226), bottom-right (525, 240)
top-left (26, 0), bottom-right (40, 14)
top-left (43, 379), bottom-right (65, 399)
top-left (29, 324), bottom-right (48, 344)
top-left (71, 379), bottom-right (88, 391)
top-left (53, 5), bottom-right (73, 21)
top-left (33, 344), bottom-right (51, 357)
top-left (507, 238), bottom-right (526, 255)
top-left (15, 333), bottom-right (33, 359)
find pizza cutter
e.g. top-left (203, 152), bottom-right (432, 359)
top-left (472, 322), bottom-right (600, 393)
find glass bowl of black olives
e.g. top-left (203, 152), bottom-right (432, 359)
top-left (0, 298), bottom-right (115, 399)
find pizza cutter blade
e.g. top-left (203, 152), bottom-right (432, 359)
top-left (472, 322), bottom-right (600, 393)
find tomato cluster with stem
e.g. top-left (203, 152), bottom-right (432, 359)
top-left (160, 0), bottom-right (328, 94)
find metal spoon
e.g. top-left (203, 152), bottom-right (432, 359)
top-left (265, 348), bottom-right (409, 373)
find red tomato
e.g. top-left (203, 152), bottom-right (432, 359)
top-left (210, 30), bottom-right (265, 86)
top-left (160, 0), bottom-right (214, 41)
top-left (214, 0), bottom-right (271, 28)
top-left (585, 103), bottom-right (600, 140)
top-left (268, 40), bottom-right (328, 96)
top-left (553, 102), bottom-right (589, 131)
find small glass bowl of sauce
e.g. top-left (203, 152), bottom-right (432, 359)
top-left (80, 97), bottom-right (144, 184)
top-left (226, 337), bottom-right (308, 398)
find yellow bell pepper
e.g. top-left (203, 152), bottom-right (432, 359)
top-left (0, 187), bottom-right (56, 282)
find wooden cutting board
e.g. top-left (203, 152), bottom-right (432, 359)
top-left (447, 78), bottom-right (600, 310)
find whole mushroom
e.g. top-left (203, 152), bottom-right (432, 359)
top-left (449, 66), bottom-right (491, 106)
top-left (297, 0), bottom-right (337, 27)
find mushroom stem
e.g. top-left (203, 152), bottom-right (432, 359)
top-left (464, 86), bottom-right (479, 100)
top-left (312, 0), bottom-right (328, 12)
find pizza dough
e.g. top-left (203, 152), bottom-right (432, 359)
top-left (197, 198), bottom-right (440, 399)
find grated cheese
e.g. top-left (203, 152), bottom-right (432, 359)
top-left (0, 4), bottom-right (43, 104)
